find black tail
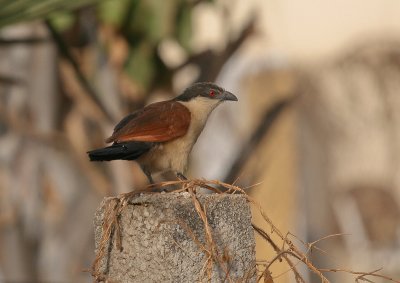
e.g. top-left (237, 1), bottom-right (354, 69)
top-left (87, 142), bottom-right (152, 161)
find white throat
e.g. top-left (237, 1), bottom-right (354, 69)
top-left (179, 97), bottom-right (221, 131)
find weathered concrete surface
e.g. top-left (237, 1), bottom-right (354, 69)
top-left (94, 192), bottom-right (256, 282)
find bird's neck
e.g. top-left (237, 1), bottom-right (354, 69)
top-left (177, 97), bottom-right (221, 139)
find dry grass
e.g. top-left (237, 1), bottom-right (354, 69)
top-left (90, 179), bottom-right (400, 283)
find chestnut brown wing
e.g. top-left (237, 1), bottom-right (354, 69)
top-left (106, 101), bottom-right (191, 143)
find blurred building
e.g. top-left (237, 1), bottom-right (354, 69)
top-left (193, 0), bottom-right (400, 281)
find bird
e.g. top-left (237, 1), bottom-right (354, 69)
top-left (87, 82), bottom-right (238, 184)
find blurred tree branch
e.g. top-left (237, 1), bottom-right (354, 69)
top-left (0, 75), bottom-right (24, 86)
top-left (0, 36), bottom-right (48, 45)
top-left (224, 97), bottom-right (295, 184)
top-left (174, 19), bottom-right (256, 82)
top-left (45, 19), bottom-right (114, 122)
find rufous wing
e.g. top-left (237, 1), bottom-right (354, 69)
top-left (106, 101), bottom-right (191, 143)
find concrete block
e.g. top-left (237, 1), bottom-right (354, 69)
top-left (94, 192), bottom-right (256, 282)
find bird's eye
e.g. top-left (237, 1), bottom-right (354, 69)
top-left (209, 90), bottom-right (215, 97)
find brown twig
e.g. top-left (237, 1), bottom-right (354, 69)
top-left (187, 185), bottom-right (234, 282)
top-left (318, 267), bottom-right (400, 283)
top-left (252, 224), bottom-right (305, 283)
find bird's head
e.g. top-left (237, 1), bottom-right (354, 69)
top-left (174, 82), bottom-right (238, 103)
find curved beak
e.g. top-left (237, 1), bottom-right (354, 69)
top-left (222, 91), bottom-right (238, 101)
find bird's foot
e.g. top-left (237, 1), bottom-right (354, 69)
top-left (176, 172), bottom-right (188, 181)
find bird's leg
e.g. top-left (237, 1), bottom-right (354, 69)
top-left (143, 168), bottom-right (154, 184)
top-left (176, 172), bottom-right (187, 181)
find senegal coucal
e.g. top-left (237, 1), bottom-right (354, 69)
top-left (87, 82), bottom-right (237, 183)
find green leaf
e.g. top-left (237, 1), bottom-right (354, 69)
top-left (124, 42), bottom-right (156, 88)
top-left (0, 0), bottom-right (105, 28)
top-left (97, 0), bottom-right (130, 27)
top-left (48, 11), bottom-right (75, 32)
top-left (175, 3), bottom-right (192, 51)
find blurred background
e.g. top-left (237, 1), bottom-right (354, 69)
top-left (1, 0), bottom-right (400, 282)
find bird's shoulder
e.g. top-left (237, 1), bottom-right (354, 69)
top-left (113, 111), bottom-right (139, 132)
top-left (106, 100), bottom-right (191, 143)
